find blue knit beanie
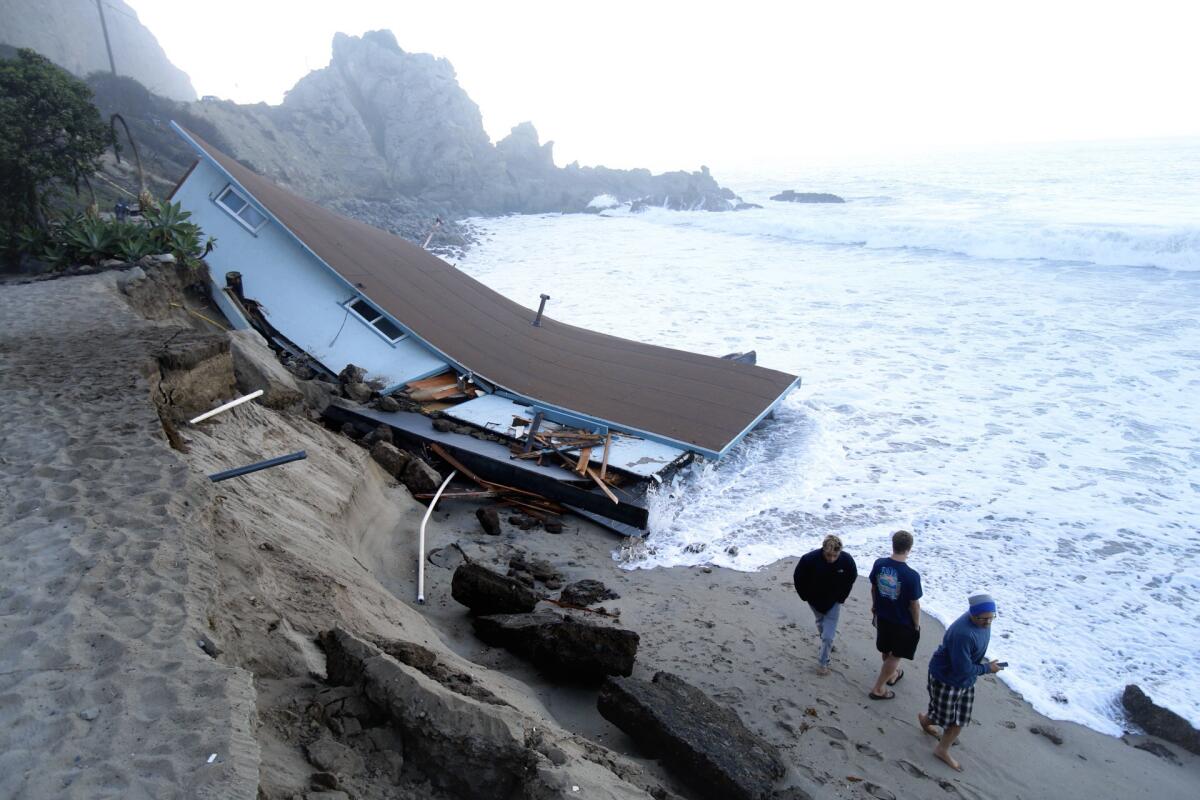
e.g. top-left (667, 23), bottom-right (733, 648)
top-left (969, 592), bottom-right (997, 615)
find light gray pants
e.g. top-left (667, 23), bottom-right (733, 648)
top-left (809, 601), bottom-right (842, 667)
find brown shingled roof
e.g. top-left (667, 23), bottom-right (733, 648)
top-left (182, 129), bottom-right (798, 455)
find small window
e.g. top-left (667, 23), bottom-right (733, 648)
top-left (346, 297), bottom-right (405, 343)
top-left (216, 185), bottom-right (268, 232)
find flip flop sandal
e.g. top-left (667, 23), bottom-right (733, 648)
top-left (887, 669), bottom-right (905, 686)
top-left (868, 690), bottom-right (896, 700)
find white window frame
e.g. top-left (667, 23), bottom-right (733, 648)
top-left (214, 184), bottom-right (269, 234)
top-left (343, 297), bottom-right (407, 345)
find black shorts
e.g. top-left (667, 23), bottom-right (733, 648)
top-left (876, 618), bottom-right (920, 660)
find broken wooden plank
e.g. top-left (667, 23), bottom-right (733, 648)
top-left (522, 411), bottom-right (545, 454)
top-left (600, 431), bottom-right (612, 480)
top-left (412, 490), bottom-right (497, 500)
top-left (406, 371), bottom-right (457, 391)
top-left (576, 447), bottom-right (592, 475)
top-left (586, 465), bottom-right (619, 504)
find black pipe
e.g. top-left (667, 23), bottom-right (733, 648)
top-left (532, 294), bottom-right (550, 326)
top-left (208, 451), bottom-right (307, 482)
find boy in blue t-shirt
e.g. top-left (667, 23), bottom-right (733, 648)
top-left (867, 530), bottom-right (923, 700)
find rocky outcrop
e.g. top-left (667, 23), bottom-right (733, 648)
top-left (473, 612), bottom-right (639, 680)
top-left (1123, 684), bottom-right (1200, 755)
top-left (598, 672), bottom-right (785, 800)
top-left (769, 190), bottom-right (845, 203)
top-left (0, 0), bottom-right (196, 100)
top-left (451, 562), bottom-right (541, 615)
top-left (187, 30), bottom-right (741, 219)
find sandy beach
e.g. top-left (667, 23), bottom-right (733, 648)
top-left (2, 266), bottom-right (1198, 799)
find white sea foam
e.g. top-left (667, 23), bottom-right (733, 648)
top-left (458, 138), bottom-right (1200, 736)
top-left (587, 193), bottom-right (620, 209)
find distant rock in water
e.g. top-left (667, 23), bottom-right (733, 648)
top-left (770, 190), bottom-right (846, 203)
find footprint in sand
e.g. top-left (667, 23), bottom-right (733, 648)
top-left (820, 725), bottom-right (848, 741)
top-left (855, 742), bottom-right (883, 760)
top-left (865, 783), bottom-right (897, 800)
top-left (895, 759), bottom-right (930, 780)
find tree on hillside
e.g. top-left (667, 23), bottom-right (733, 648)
top-left (0, 49), bottom-right (109, 234)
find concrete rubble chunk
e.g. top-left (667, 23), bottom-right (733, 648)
top-left (560, 579), bottom-right (620, 607)
top-left (370, 441), bottom-right (411, 478)
top-left (476, 507), bottom-right (502, 535)
top-left (451, 562), bottom-right (540, 615)
top-left (228, 328), bottom-right (304, 410)
top-left (402, 456), bottom-right (444, 497)
top-left (338, 364), bottom-right (367, 385)
top-left (598, 671), bottom-right (785, 800)
top-left (1123, 684), bottom-right (1200, 755)
top-left (305, 736), bottom-right (364, 776)
top-left (319, 629), bottom-right (530, 799)
top-left (473, 612), bottom-right (638, 680)
top-left (343, 381), bottom-right (373, 404)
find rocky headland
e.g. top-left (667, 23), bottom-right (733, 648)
top-left (187, 31), bottom-right (740, 227)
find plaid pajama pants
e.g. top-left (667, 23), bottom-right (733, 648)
top-left (926, 673), bottom-right (975, 728)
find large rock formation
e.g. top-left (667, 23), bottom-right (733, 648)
top-left (188, 30), bottom-right (740, 215)
top-left (0, 0), bottom-right (195, 100)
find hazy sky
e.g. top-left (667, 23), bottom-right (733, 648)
top-left (126, 0), bottom-right (1199, 173)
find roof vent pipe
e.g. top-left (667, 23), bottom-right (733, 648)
top-left (532, 294), bottom-right (550, 327)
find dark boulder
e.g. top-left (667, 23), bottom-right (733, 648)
top-left (769, 190), bottom-right (845, 204)
top-left (365, 423), bottom-right (393, 445)
top-left (401, 457), bottom-right (442, 496)
top-left (560, 579), bottom-right (620, 607)
top-left (343, 381), bottom-right (373, 403)
top-left (1123, 684), bottom-right (1200, 755)
top-left (375, 395), bottom-right (401, 413)
top-left (473, 612), bottom-right (638, 680)
top-left (451, 562), bottom-right (540, 615)
top-left (476, 507), bottom-right (501, 535)
top-left (598, 671), bottom-right (785, 800)
top-left (338, 364), bottom-right (367, 385)
top-left (370, 441), bottom-right (410, 477)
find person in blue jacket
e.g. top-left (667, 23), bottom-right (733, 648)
top-left (918, 592), bottom-right (1006, 772)
top-left (793, 535), bottom-right (858, 675)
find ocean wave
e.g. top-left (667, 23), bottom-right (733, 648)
top-left (622, 205), bottom-right (1200, 272)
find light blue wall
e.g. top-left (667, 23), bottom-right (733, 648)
top-left (175, 161), bottom-right (447, 387)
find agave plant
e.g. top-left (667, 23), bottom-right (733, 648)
top-left (62, 216), bottom-right (116, 264)
top-left (115, 229), bottom-right (152, 262)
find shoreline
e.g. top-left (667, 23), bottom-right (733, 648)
top-left (411, 503), bottom-right (1200, 799)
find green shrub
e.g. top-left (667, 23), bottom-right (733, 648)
top-left (23, 198), bottom-right (216, 270)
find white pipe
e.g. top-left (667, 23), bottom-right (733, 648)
top-left (189, 389), bottom-right (264, 424)
top-left (417, 469), bottom-right (457, 605)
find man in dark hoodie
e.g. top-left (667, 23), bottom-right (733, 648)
top-left (793, 535), bottom-right (858, 675)
top-left (918, 592), bottom-right (1005, 772)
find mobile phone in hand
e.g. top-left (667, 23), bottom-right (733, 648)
top-left (996, 661), bottom-right (1009, 668)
